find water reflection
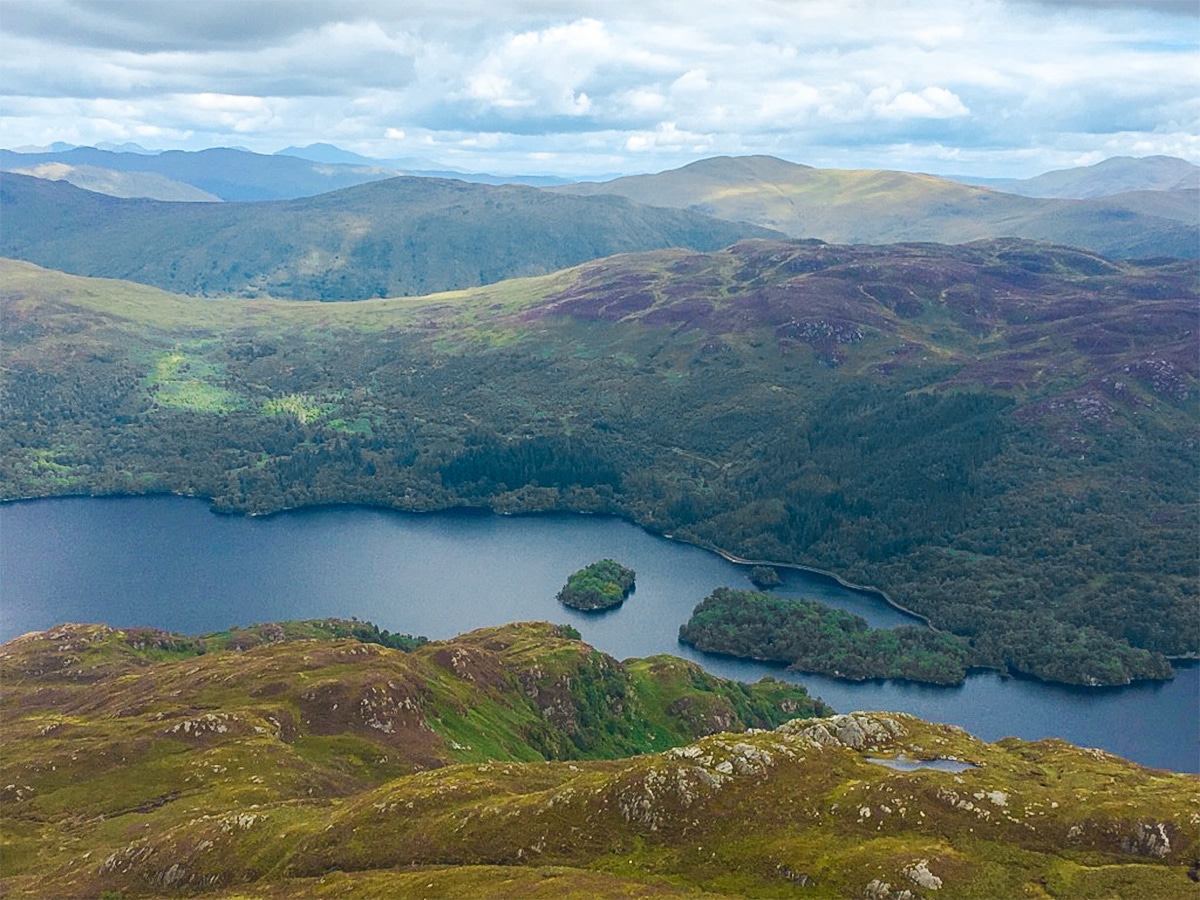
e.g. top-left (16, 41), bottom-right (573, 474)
top-left (864, 754), bottom-right (977, 773)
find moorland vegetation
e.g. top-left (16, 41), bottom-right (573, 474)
top-left (1, 620), bottom-right (1195, 899)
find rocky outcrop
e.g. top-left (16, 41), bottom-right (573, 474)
top-left (1121, 821), bottom-right (1173, 858)
top-left (778, 712), bottom-right (907, 750)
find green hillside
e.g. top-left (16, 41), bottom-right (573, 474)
top-left (2, 162), bottom-right (222, 201)
top-left (1, 621), bottom-right (1195, 899)
top-left (1, 239), bottom-right (1196, 686)
top-left (0, 172), bottom-right (781, 300)
top-left (553, 155), bottom-right (1198, 258)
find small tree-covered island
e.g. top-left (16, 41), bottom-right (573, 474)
top-left (557, 559), bottom-right (637, 611)
top-left (749, 565), bottom-right (782, 589)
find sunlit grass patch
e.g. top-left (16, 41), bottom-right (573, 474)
top-left (262, 394), bottom-right (327, 423)
top-left (146, 349), bottom-right (240, 412)
top-left (155, 379), bottom-right (240, 412)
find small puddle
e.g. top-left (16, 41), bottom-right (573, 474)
top-left (864, 754), bottom-right (977, 773)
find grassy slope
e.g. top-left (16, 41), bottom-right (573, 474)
top-left (0, 620), bottom-right (829, 896)
top-left (1, 241), bottom-right (1196, 685)
top-left (553, 155), bottom-right (1198, 258)
top-left (1, 623), bottom-right (1195, 899)
top-left (0, 172), bottom-right (781, 299)
top-left (3, 163), bottom-right (223, 201)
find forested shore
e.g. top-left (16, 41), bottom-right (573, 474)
top-left (2, 241), bottom-right (1195, 686)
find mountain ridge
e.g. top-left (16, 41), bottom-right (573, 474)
top-left (954, 154), bottom-right (1200, 198)
top-left (1, 161), bottom-right (221, 202)
top-left (552, 155), bottom-right (1198, 258)
top-left (0, 145), bottom-right (397, 201)
top-left (0, 172), bottom-right (782, 299)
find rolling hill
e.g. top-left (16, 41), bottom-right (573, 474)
top-left (0, 162), bottom-right (221, 201)
top-left (0, 173), bottom-right (781, 299)
top-left (965, 155), bottom-right (1200, 199)
top-left (2, 237), bottom-right (1195, 687)
top-left (552, 155), bottom-right (1198, 258)
top-left (1, 620), bottom-right (1195, 899)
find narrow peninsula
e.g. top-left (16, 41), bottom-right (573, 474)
top-left (680, 587), bottom-right (970, 685)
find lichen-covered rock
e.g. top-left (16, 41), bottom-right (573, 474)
top-left (1121, 821), bottom-right (1173, 858)
top-left (903, 858), bottom-right (943, 890)
top-left (779, 712), bottom-right (906, 750)
top-left (864, 878), bottom-right (914, 899)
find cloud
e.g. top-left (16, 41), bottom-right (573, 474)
top-left (1019, 0), bottom-right (1198, 15)
top-left (625, 122), bottom-right (713, 153)
top-left (0, 0), bottom-right (1196, 177)
top-left (869, 86), bottom-right (971, 120)
top-left (0, 0), bottom-right (355, 51)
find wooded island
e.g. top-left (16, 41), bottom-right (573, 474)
top-left (557, 559), bottom-right (636, 611)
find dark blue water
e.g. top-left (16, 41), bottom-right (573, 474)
top-left (1, 496), bottom-right (1196, 773)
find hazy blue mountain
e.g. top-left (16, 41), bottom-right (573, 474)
top-left (952, 155), bottom-right (1199, 198)
top-left (273, 142), bottom-right (383, 165)
top-left (93, 141), bottom-right (161, 154)
top-left (274, 142), bottom-right (577, 186)
top-left (0, 146), bottom-right (397, 201)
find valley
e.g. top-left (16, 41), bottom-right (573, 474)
top-left (2, 232), bottom-right (1195, 688)
top-left (5, 0), bottom-right (1198, 891)
top-left (2, 104), bottom-right (1199, 900)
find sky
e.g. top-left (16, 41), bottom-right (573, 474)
top-left (1, 0), bottom-right (1197, 178)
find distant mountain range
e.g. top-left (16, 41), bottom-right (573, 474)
top-left (552, 155), bottom-right (1198, 259)
top-left (0, 172), bottom-right (781, 299)
top-left (0, 144), bottom-right (577, 201)
top-left (0, 146), bottom-right (397, 201)
top-left (2, 149), bottom-right (1195, 303)
top-left (5, 142), bottom-right (1195, 210)
top-left (951, 154), bottom-right (1200, 198)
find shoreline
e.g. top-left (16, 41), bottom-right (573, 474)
top-left (1, 489), bottom-right (931, 627)
top-left (1, 490), bottom-right (1187, 683)
top-left (685, 541), bottom-right (936, 630)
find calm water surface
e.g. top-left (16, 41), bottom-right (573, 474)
top-left (2, 496), bottom-right (1195, 772)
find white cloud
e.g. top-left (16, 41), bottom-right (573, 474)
top-left (0, 0), bottom-right (1196, 177)
top-left (869, 86), bottom-right (971, 120)
top-left (625, 122), bottom-right (712, 153)
top-left (459, 19), bottom-right (616, 118)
